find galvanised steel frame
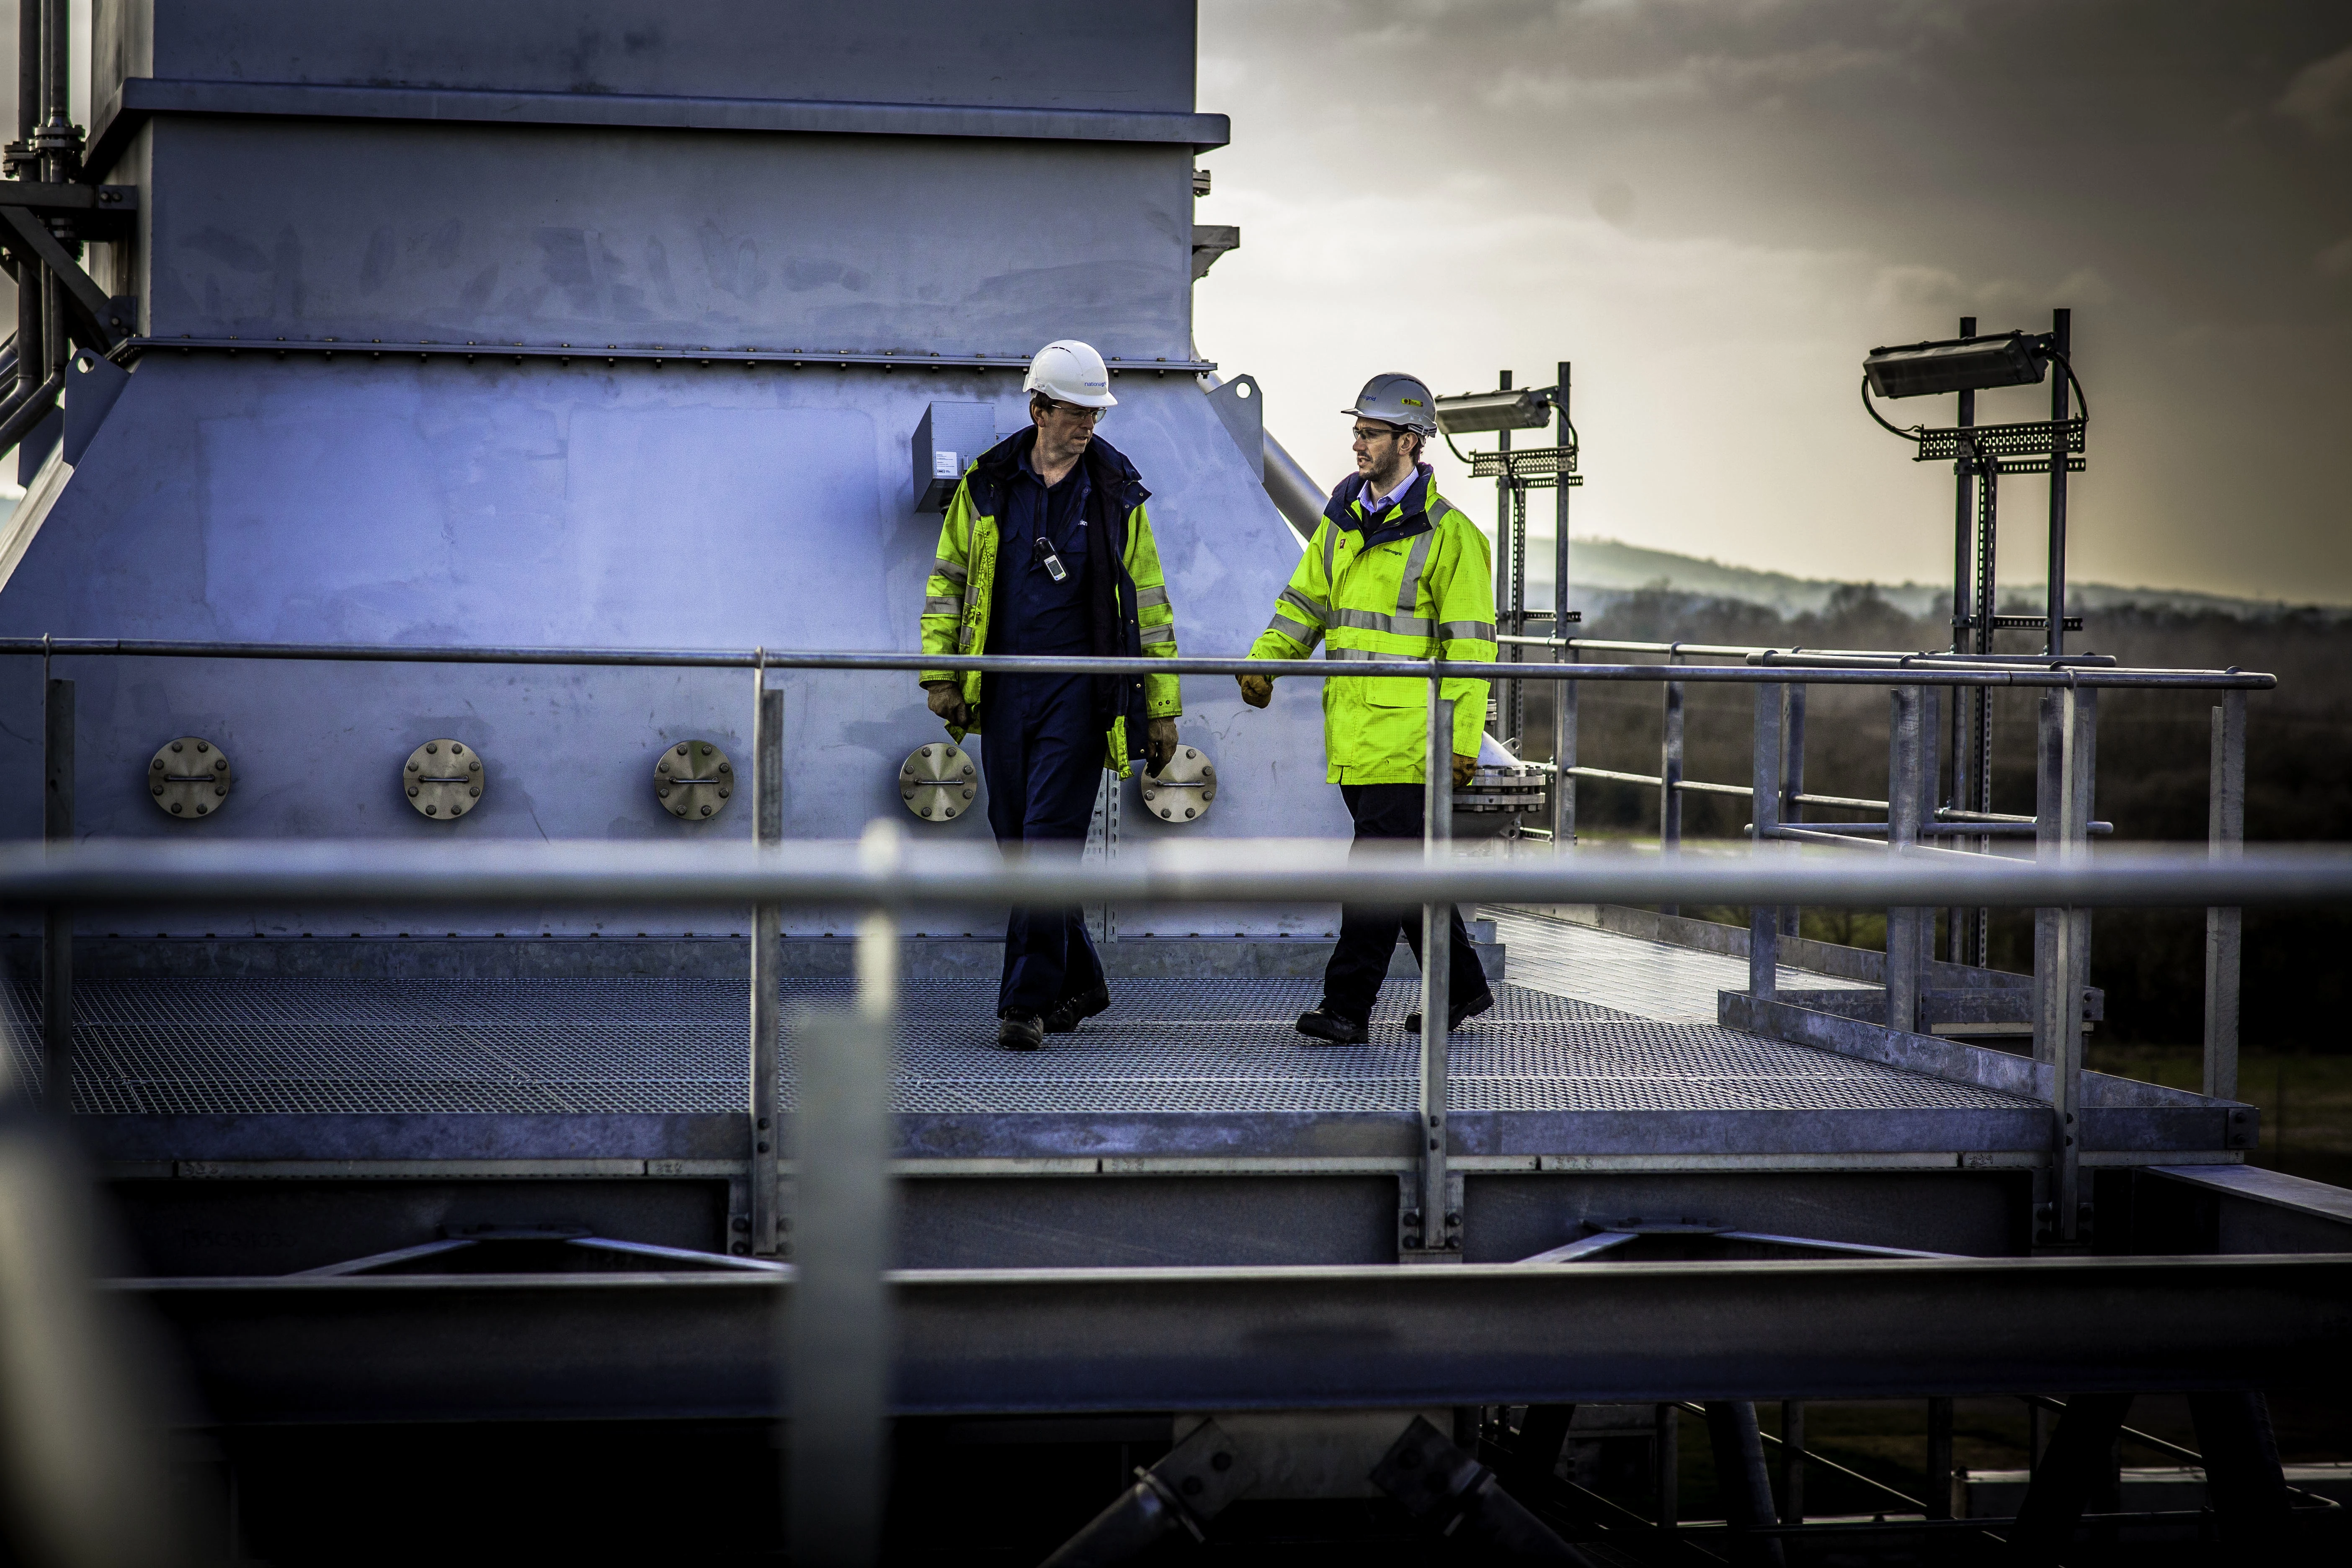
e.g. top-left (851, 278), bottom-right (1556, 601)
top-left (16, 825), bottom-right (2351, 1562)
top-left (8, 637), bottom-right (2324, 1562)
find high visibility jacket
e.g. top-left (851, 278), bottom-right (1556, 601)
top-left (920, 428), bottom-right (1181, 778)
top-left (1247, 466), bottom-right (1495, 784)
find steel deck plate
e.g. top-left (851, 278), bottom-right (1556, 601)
top-left (6, 973), bottom-right (2030, 1117)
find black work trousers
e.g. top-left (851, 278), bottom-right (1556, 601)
top-left (1318, 781), bottom-right (1492, 1025)
top-left (980, 673), bottom-right (1108, 1019)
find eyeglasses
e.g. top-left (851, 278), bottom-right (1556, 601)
top-left (1044, 402), bottom-right (1104, 423)
top-left (1351, 425), bottom-right (1400, 444)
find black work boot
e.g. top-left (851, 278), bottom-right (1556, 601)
top-left (1295, 1006), bottom-right (1369, 1046)
top-left (1043, 982), bottom-right (1111, 1035)
top-left (996, 1012), bottom-right (1045, 1051)
top-left (1404, 990), bottom-right (1495, 1034)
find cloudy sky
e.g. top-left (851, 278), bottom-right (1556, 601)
top-left (1191, 1), bottom-right (2352, 604)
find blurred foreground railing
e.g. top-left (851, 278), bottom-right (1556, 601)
top-left (12, 835), bottom-right (2346, 1565)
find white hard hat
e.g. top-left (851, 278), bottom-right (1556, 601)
top-left (1343, 372), bottom-right (1438, 435)
top-left (1024, 339), bottom-right (1119, 409)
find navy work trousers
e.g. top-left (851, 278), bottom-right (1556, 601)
top-left (1319, 782), bottom-right (1492, 1025)
top-left (981, 674), bottom-right (1108, 1018)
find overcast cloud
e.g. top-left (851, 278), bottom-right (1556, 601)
top-left (1192, 0), bottom-right (2352, 603)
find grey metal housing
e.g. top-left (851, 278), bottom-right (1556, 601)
top-left (0, 0), bottom-right (1341, 941)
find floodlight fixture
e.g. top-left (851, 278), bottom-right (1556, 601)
top-left (1862, 331), bottom-right (2046, 400)
top-left (1435, 386), bottom-right (1555, 434)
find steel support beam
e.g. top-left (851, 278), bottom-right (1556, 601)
top-left (2045, 308), bottom-right (2072, 659)
top-left (1778, 1400), bottom-right (1805, 1525)
top-left (114, 1254), bottom-right (2352, 1426)
top-left (1701, 1400), bottom-right (1784, 1566)
top-left (2007, 1391), bottom-right (2133, 1563)
top-left (2187, 1390), bottom-right (2295, 1553)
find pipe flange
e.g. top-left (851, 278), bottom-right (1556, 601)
top-left (1457, 762), bottom-right (1548, 813)
top-left (900, 742), bottom-right (976, 823)
top-left (404, 739), bottom-right (483, 820)
top-left (147, 736), bottom-right (230, 819)
top-left (656, 740), bottom-right (735, 820)
top-left (1140, 746), bottom-right (1217, 823)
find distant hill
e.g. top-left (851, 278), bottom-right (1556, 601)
top-left (1542, 538), bottom-right (2343, 621)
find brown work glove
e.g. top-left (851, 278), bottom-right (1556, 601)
top-left (1453, 752), bottom-right (1477, 789)
top-left (1237, 673), bottom-right (1273, 708)
top-left (923, 681), bottom-right (969, 729)
top-left (1147, 717), bottom-right (1180, 775)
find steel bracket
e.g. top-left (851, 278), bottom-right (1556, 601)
top-left (0, 180), bottom-right (137, 240)
top-left (0, 205), bottom-right (130, 350)
top-left (1397, 1170), bottom-right (1464, 1262)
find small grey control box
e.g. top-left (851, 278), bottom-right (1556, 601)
top-left (911, 402), bottom-right (998, 512)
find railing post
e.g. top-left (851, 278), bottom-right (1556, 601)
top-left (41, 675), bottom-right (72, 1115)
top-left (1552, 358), bottom-right (1573, 848)
top-left (786, 998), bottom-right (894, 1567)
top-left (2204, 691), bottom-right (2246, 1101)
top-left (1916, 683), bottom-right (1942, 980)
top-left (856, 820), bottom-right (903, 1024)
top-left (1660, 671), bottom-right (1683, 917)
top-left (1885, 686), bottom-right (1924, 1035)
top-left (1491, 370), bottom-right (1513, 744)
top-left (1550, 650), bottom-right (1577, 853)
top-left (1660, 677), bottom-right (1684, 851)
top-left (2034, 692), bottom-right (2062, 1063)
top-left (749, 669), bottom-right (786, 1257)
top-left (1418, 676), bottom-right (1456, 1256)
top-left (1749, 682), bottom-right (1782, 1001)
top-left (1777, 683), bottom-right (1805, 938)
top-left (2036, 685), bottom-right (2095, 1245)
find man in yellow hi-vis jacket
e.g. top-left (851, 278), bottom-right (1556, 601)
top-left (1240, 372), bottom-right (1496, 1046)
top-left (921, 339), bottom-right (1183, 1051)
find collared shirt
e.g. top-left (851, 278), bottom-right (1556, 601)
top-left (1360, 460), bottom-right (1431, 520)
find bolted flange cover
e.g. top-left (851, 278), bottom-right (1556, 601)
top-left (655, 739), bottom-right (735, 820)
top-left (403, 739), bottom-right (484, 820)
top-left (1140, 745), bottom-right (1217, 823)
top-left (899, 742), bottom-right (976, 823)
top-left (148, 736), bottom-right (231, 819)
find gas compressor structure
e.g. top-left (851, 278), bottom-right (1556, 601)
top-left (0, 4), bottom-right (2336, 1565)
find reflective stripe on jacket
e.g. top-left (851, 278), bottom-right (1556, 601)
top-left (1246, 467), bottom-right (1495, 784)
top-left (919, 429), bottom-right (1181, 778)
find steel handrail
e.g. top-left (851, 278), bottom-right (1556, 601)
top-left (4, 839), bottom-right (2346, 909)
top-left (1497, 633), bottom-right (2121, 670)
top-left (0, 636), bottom-right (2272, 690)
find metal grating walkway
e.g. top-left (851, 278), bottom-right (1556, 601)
top-left (5, 970), bottom-right (2029, 1118)
top-left (1484, 907), bottom-right (1875, 1024)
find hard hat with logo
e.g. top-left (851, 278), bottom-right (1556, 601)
top-left (1342, 372), bottom-right (1438, 435)
top-left (1024, 339), bottom-right (1119, 409)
